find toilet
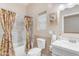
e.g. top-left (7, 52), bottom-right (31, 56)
top-left (27, 38), bottom-right (46, 56)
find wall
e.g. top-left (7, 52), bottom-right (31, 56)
top-left (26, 3), bottom-right (59, 37)
top-left (26, 3), bottom-right (48, 36)
top-left (0, 3), bottom-right (27, 47)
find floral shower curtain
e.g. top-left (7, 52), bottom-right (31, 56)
top-left (0, 9), bottom-right (16, 56)
top-left (24, 16), bottom-right (32, 52)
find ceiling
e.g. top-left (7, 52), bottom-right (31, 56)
top-left (20, 3), bottom-right (29, 6)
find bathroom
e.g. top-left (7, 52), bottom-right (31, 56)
top-left (0, 3), bottom-right (79, 56)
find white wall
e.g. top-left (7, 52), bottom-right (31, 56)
top-left (0, 3), bottom-right (27, 47)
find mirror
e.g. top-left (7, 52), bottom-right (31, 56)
top-left (64, 13), bottom-right (79, 34)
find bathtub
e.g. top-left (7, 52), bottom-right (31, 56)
top-left (51, 39), bottom-right (79, 56)
top-left (14, 45), bottom-right (26, 56)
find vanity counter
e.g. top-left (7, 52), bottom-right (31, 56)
top-left (52, 39), bottom-right (79, 56)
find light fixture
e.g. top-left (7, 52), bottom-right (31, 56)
top-left (58, 4), bottom-right (65, 11)
top-left (58, 3), bottom-right (79, 11)
top-left (67, 3), bottom-right (76, 8)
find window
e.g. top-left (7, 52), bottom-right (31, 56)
top-left (38, 11), bottom-right (47, 32)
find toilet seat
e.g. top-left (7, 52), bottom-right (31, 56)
top-left (27, 48), bottom-right (42, 56)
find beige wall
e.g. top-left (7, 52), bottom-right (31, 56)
top-left (26, 3), bottom-right (48, 38)
top-left (26, 3), bottom-right (59, 37)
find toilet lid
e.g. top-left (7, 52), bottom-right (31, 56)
top-left (28, 48), bottom-right (41, 55)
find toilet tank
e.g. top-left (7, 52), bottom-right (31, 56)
top-left (37, 38), bottom-right (45, 49)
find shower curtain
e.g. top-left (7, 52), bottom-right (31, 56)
top-left (0, 9), bottom-right (16, 56)
top-left (24, 16), bottom-right (32, 52)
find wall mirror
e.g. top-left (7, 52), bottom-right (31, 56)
top-left (64, 13), bottom-right (79, 34)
